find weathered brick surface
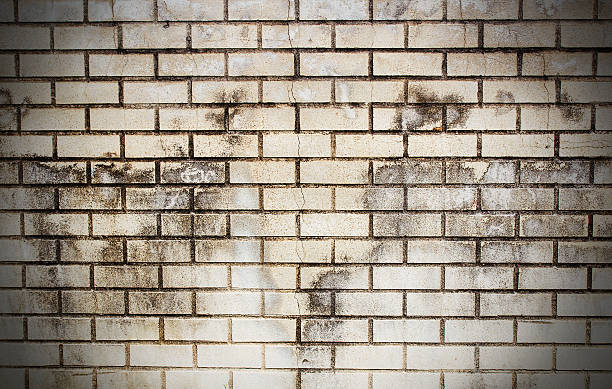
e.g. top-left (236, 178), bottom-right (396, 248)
top-left (0, 0), bottom-right (610, 386)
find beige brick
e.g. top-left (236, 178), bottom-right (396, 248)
top-left (560, 188), bottom-right (612, 210)
top-left (406, 240), bottom-right (475, 264)
top-left (524, 0), bottom-right (593, 18)
top-left (96, 317), bottom-right (159, 340)
top-left (484, 80), bottom-right (555, 103)
top-left (448, 52), bottom-right (517, 76)
top-left (159, 108), bottom-right (224, 131)
top-left (231, 214), bottom-right (296, 236)
top-left (229, 52), bottom-right (294, 76)
top-left (0, 55), bottom-right (15, 77)
top-left (25, 214), bottom-right (89, 236)
top-left (373, 52), bottom-right (443, 76)
top-left (233, 318), bottom-right (296, 342)
top-left (374, 0), bottom-right (443, 20)
top-left (373, 319), bottom-right (439, 342)
top-left (516, 373), bottom-right (585, 389)
top-left (595, 160), bottom-right (612, 184)
top-left (481, 188), bottom-right (555, 210)
top-left (166, 371), bottom-right (229, 388)
top-left (23, 108), bottom-right (85, 131)
top-left (198, 344), bottom-right (261, 367)
top-left (93, 214), bottom-right (157, 236)
top-left (195, 214), bottom-right (227, 236)
top-left (373, 373), bottom-right (440, 389)
top-left (562, 81), bottom-right (612, 103)
top-left (445, 320), bottom-right (513, 343)
top-left (336, 24), bottom-right (404, 48)
top-left (263, 80), bottom-right (331, 103)
top-left (336, 345), bottom-right (403, 369)
top-left (195, 134), bottom-right (258, 157)
top-left (523, 51), bottom-right (592, 76)
top-left (63, 344), bottom-right (125, 366)
top-left (521, 105), bottom-right (590, 131)
top-left (518, 320), bottom-right (585, 343)
top-left (336, 134), bottom-right (403, 157)
top-left (158, 0), bottom-right (224, 20)
top-left (336, 81), bottom-right (403, 103)
top-left (92, 162), bottom-right (155, 184)
top-left (88, 0), bottom-right (155, 21)
top-left (405, 346), bottom-right (475, 369)
top-left (123, 23), bottom-right (186, 48)
top-left (408, 134), bottom-right (477, 157)
top-left (90, 108), bottom-right (154, 131)
top-left (301, 0), bottom-right (366, 20)
top-left (59, 187), bottom-right (121, 209)
top-left (196, 291), bottom-right (261, 314)
top-left (597, 106), bottom-right (612, 129)
top-left (520, 215), bottom-right (588, 237)
top-left (129, 291), bottom-right (192, 314)
top-left (485, 23), bottom-right (556, 47)
top-left (20, 54), bottom-right (83, 77)
top-left (89, 54), bottom-right (154, 77)
top-left (447, 161), bottom-right (516, 184)
top-left (62, 290), bottom-right (124, 314)
top-left (0, 26), bottom-right (49, 49)
top-left (301, 53), bottom-right (368, 76)
top-left (0, 162), bottom-right (20, 184)
top-left (335, 187), bottom-right (403, 211)
top-left (266, 345), bottom-right (332, 369)
top-left (301, 266), bottom-right (369, 289)
top-left (164, 318), bottom-right (227, 341)
top-left (195, 187), bottom-right (259, 210)
top-left (336, 240), bottom-right (403, 263)
top-left (94, 265), bottom-right (158, 288)
top-left (61, 239), bottom-right (122, 263)
top-left (558, 294), bottom-right (612, 316)
top-left (0, 265), bottom-right (22, 287)
top-left (97, 371), bottom-right (160, 389)
top-left (374, 267), bottom-right (440, 289)
top-left (560, 134), bottom-right (612, 157)
top-left (594, 215), bottom-right (612, 237)
top-left (374, 213), bottom-right (442, 237)
top-left (264, 188), bottom-right (332, 210)
top-left (231, 265), bottom-right (296, 289)
top-left (482, 134), bottom-right (554, 157)
top-left (301, 318), bottom-right (366, 341)
top-left (0, 290), bottom-right (58, 313)
top-left (19, 0), bottom-right (83, 21)
top-left (193, 81), bottom-right (257, 103)
top-left (126, 187), bottom-right (190, 209)
top-left (598, 52), bottom-right (612, 75)
top-left (562, 22), bottom-right (612, 47)
top-left (301, 213), bottom-right (369, 237)
top-left (336, 292), bottom-right (403, 316)
top-left (30, 369), bottom-right (93, 389)
top-left (481, 293), bottom-right (552, 316)
top-left (130, 345), bottom-right (192, 367)
top-left (409, 23), bottom-right (477, 48)
top-left (263, 24), bottom-right (330, 48)
top-left (446, 267), bottom-right (514, 290)
top-left (0, 188), bottom-right (53, 210)
top-left (230, 161), bottom-right (295, 183)
top-left (264, 240), bottom-right (331, 263)
top-left (230, 107), bottom-right (295, 130)
top-left (374, 160), bottom-right (442, 184)
top-left (229, 0), bottom-right (294, 20)
top-left (405, 188), bottom-right (477, 210)
top-left (446, 213), bottom-right (515, 237)
top-left (55, 81), bottom-right (117, 104)
top-left (447, 0), bottom-right (518, 19)
top-left (559, 242), bottom-right (612, 264)
top-left (196, 239), bottom-right (260, 263)
top-left (263, 133), bottom-right (330, 157)
top-left (124, 81), bottom-right (188, 104)
top-left (0, 81), bottom-right (50, 104)
top-left (159, 54), bottom-right (224, 76)
top-left (301, 107), bottom-right (368, 131)
top-left (58, 135), bottom-right (119, 158)
top-left (54, 26), bottom-right (117, 49)
top-left (480, 347), bottom-right (552, 370)
top-left (125, 135), bottom-right (188, 158)
top-left (192, 24), bottom-right (257, 48)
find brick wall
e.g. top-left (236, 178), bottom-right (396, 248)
top-left (0, 0), bottom-right (611, 388)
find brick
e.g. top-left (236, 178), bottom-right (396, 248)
top-left (374, 267), bottom-right (440, 289)
top-left (597, 106), bottom-right (612, 129)
top-left (124, 81), bottom-right (188, 104)
top-left (88, 0), bottom-right (155, 21)
top-left (517, 320), bottom-right (585, 343)
top-left (196, 291), bottom-right (261, 314)
top-left (166, 371), bottom-right (229, 389)
top-left (234, 371), bottom-right (296, 389)
top-left (445, 320), bottom-right (513, 343)
top-left (30, 369), bottom-right (93, 389)
top-left (301, 319), bottom-right (367, 341)
top-left (519, 267), bottom-right (586, 290)
top-left (264, 188), bottom-right (330, 210)
top-left (58, 135), bottom-right (119, 158)
top-left (20, 54), bottom-right (84, 77)
top-left (520, 161), bottom-right (590, 184)
top-left (446, 267), bottom-right (514, 290)
top-left (229, 52), bottom-right (294, 76)
top-left (301, 266), bottom-right (368, 289)
top-left (0, 56), bottom-right (15, 77)
top-left (447, 0), bottom-right (518, 19)
top-left (26, 265), bottom-right (89, 288)
top-left (409, 23), bottom-right (478, 48)
top-left (373, 52), bottom-right (443, 76)
top-left (521, 105), bottom-right (590, 131)
top-left (484, 80), bottom-right (555, 103)
top-left (336, 292), bottom-right (403, 316)
top-left (446, 374), bottom-right (512, 389)
top-left (89, 54), bottom-right (154, 77)
top-left (25, 214), bottom-right (89, 236)
top-left (335, 345), bottom-right (403, 369)
top-left (0, 188), bottom-right (54, 209)
top-left (164, 318), bottom-right (227, 341)
top-left (599, 53), bottom-right (612, 75)
top-left (374, 0), bottom-right (443, 20)
top-left (228, 0), bottom-right (295, 20)
top-left (263, 24), bottom-right (331, 48)
top-left (231, 107), bottom-right (295, 130)
top-left (562, 81), bottom-right (612, 103)
top-left (195, 188), bottom-right (258, 210)
top-left (59, 187), bottom-right (120, 210)
top-left (231, 265), bottom-right (296, 289)
top-left (160, 53), bottom-right (225, 77)
top-left (0, 82), bottom-right (51, 104)
top-left (233, 318), bottom-right (296, 342)
top-left (374, 213), bottom-right (442, 237)
top-left (62, 291), bottom-right (123, 314)
top-left (448, 53), bottom-right (517, 76)
top-left (301, 213), bottom-right (369, 237)
top-left (301, 0), bottom-right (367, 20)
top-left (446, 213), bottom-right (514, 237)
top-left (558, 294), bottom-right (612, 316)
top-left (192, 24), bottom-right (257, 48)
top-left (408, 293), bottom-right (474, 316)
top-left (94, 265), bottom-right (158, 288)
top-left (480, 293), bottom-right (552, 316)
top-left (336, 187), bottom-right (403, 211)
top-left (406, 240), bottom-right (475, 264)
top-left (480, 347), bottom-right (552, 370)
top-left (63, 344), bottom-right (125, 366)
top-left (336, 24), bottom-right (404, 48)
top-left (0, 290), bottom-right (58, 313)
top-left (301, 53), bottom-right (368, 76)
top-left (594, 215), bottom-right (612, 237)
top-left (126, 187), bottom-right (190, 209)
top-left (520, 215), bottom-right (588, 237)
top-left (485, 23), bottom-right (556, 47)
top-left (482, 188), bottom-right (554, 210)
top-left (28, 317), bottom-right (90, 340)
top-left (523, 52), bottom-right (592, 76)
top-left (594, 160), bottom-right (612, 183)
top-left (158, 0), bottom-right (224, 20)
top-left (301, 107), bottom-right (368, 130)
top-left (263, 81), bottom-right (331, 103)
top-left (482, 134), bottom-right (554, 157)
top-left (196, 239), bottom-right (260, 262)
top-left (408, 134), bottom-right (477, 157)
top-left (96, 317), bottom-right (159, 340)
top-left (516, 373), bottom-right (585, 389)
top-left (373, 319), bottom-right (439, 342)
top-left (122, 23), bottom-right (186, 48)
top-left (93, 214), bottom-right (157, 236)
top-left (374, 160), bottom-right (442, 184)
top-left (129, 291), bottom-right (192, 315)
top-left (592, 320), bottom-right (612, 342)
top-left (19, 0), bottom-right (82, 21)
top-left (55, 82), bottom-right (118, 104)
top-left (336, 134), bottom-right (403, 157)
top-left (559, 134), bottom-right (612, 157)
top-left (336, 240), bottom-right (403, 264)
top-left (559, 242), bottom-right (612, 263)
top-left (22, 107), bottom-right (84, 131)
top-left (54, 26), bottom-right (117, 49)
top-left (97, 371), bottom-right (160, 389)
top-left (125, 135), bottom-right (188, 158)
top-left (263, 133), bottom-right (330, 157)
top-left (160, 108), bottom-right (224, 131)
top-left (90, 108), bottom-right (154, 131)
top-left (61, 239), bottom-right (122, 263)
top-left (0, 26), bottom-right (48, 49)
top-left (406, 346), bottom-right (475, 369)
top-left (130, 345), bottom-right (192, 367)
top-left (230, 161), bottom-right (294, 183)
top-left (560, 188), bottom-right (612, 210)
top-left (0, 265), bottom-right (21, 287)
top-left (0, 343), bottom-right (59, 366)
top-left (447, 161), bottom-right (515, 184)
top-left (524, 0), bottom-right (593, 19)
top-left (265, 240), bottom-right (331, 263)
top-left (266, 345), bottom-right (331, 368)
top-left (336, 81), bottom-right (404, 103)
top-left (301, 161), bottom-right (368, 184)
top-left (562, 22), bottom-right (612, 47)
top-left (198, 344), bottom-right (261, 367)
top-left (193, 81), bottom-right (258, 103)
top-left (92, 162), bottom-right (155, 184)
top-left (481, 241), bottom-right (553, 263)
top-left (405, 188), bottom-right (477, 210)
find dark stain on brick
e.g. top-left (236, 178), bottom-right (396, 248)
top-left (559, 92), bottom-right (585, 122)
top-left (24, 162), bottom-right (86, 183)
top-left (93, 162), bottom-right (153, 184)
top-left (495, 89), bottom-right (515, 103)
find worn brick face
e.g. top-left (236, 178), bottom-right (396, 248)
top-left (0, 0), bottom-right (610, 385)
